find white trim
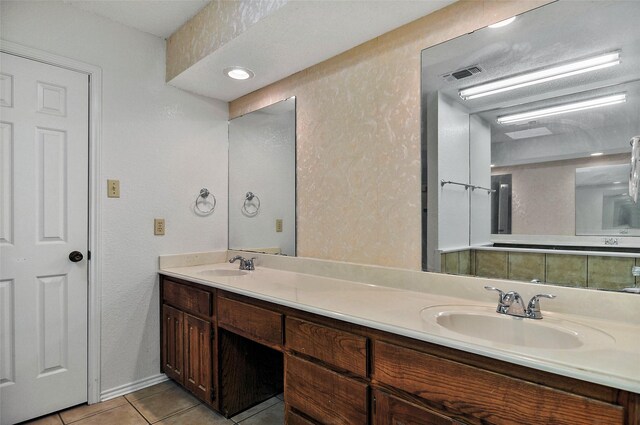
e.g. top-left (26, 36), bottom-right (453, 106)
top-left (0, 39), bottom-right (103, 404)
top-left (100, 374), bottom-right (169, 402)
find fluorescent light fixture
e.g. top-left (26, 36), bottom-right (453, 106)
top-left (488, 16), bottom-right (516, 28)
top-left (224, 66), bottom-right (255, 80)
top-left (496, 93), bottom-right (626, 125)
top-left (459, 51), bottom-right (620, 100)
top-left (590, 152), bottom-right (604, 156)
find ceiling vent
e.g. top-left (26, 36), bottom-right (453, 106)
top-left (441, 65), bottom-right (483, 82)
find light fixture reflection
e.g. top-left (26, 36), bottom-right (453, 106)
top-left (496, 93), bottom-right (626, 125)
top-left (459, 51), bottom-right (621, 100)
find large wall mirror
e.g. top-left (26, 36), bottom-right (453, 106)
top-left (422, 1), bottom-right (640, 291)
top-left (228, 97), bottom-right (296, 256)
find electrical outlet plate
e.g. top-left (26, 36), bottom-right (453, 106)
top-left (107, 179), bottom-right (120, 198)
top-left (154, 218), bottom-right (165, 236)
top-left (275, 219), bottom-right (283, 233)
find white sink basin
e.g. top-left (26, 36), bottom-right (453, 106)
top-left (197, 269), bottom-right (248, 277)
top-left (420, 305), bottom-right (614, 350)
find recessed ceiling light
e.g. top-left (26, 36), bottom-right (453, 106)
top-left (591, 152), bottom-right (604, 156)
top-left (224, 66), bottom-right (255, 80)
top-left (488, 16), bottom-right (516, 28)
top-left (613, 181), bottom-right (622, 184)
top-left (490, 164), bottom-right (496, 167)
top-left (505, 127), bottom-right (552, 140)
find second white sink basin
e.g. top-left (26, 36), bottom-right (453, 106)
top-left (420, 305), bottom-right (614, 350)
top-left (197, 269), bottom-right (248, 277)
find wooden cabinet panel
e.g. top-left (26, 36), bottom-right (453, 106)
top-left (285, 409), bottom-right (317, 425)
top-left (372, 389), bottom-right (458, 425)
top-left (161, 304), bottom-right (183, 383)
top-left (373, 340), bottom-right (625, 425)
top-left (286, 317), bottom-right (367, 377)
top-left (219, 330), bottom-right (283, 418)
top-left (285, 354), bottom-right (367, 425)
top-left (184, 314), bottom-right (213, 403)
top-left (163, 279), bottom-right (212, 318)
top-left (218, 296), bottom-right (283, 348)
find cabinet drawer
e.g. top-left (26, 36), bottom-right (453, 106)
top-left (217, 296), bottom-right (283, 347)
top-left (285, 354), bottom-right (368, 424)
top-left (286, 317), bottom-right (367, 377)
top-left (372, 389), bottom-right (457, 425)
top-left (373, 340), bottom-right (624, 425)
top-left (163, 279), bottom-right (212, 318)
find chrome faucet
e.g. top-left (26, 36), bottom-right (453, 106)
top-left (229, 255), bottom-right (256, 271)
top-left (484, 286), bottom-right (555, 319)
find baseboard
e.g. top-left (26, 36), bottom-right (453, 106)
top-left (100, 373), bottom-right (169, 402)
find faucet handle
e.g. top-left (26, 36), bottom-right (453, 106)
top-left (484, 286), bottom-right (505, 300)
top-left (526, 293), bottom-right (556, 319)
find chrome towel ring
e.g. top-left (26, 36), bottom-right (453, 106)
top-left (242, 192), bottom-right (260, 217)
top-left (195, 188), bottom-right (216, 215)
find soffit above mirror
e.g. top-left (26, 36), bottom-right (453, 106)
top-left (167, 0), bottom-right (455, 101)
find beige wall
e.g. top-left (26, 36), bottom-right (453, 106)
top-left (494, 155), bottom-right (629, 236)
top-left (227, 0), bottom-right (550, 270)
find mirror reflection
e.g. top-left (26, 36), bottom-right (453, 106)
top-left (228, 97), bottom-right (296, 256)
top-left (421, 1), bottom-right (640, 290)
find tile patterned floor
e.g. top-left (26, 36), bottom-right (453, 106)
top-left (23, 381), bottom-right (284, 425)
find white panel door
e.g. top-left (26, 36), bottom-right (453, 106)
top-left (0, 52), bottom-right (88, 425)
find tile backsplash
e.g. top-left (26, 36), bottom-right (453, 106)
top-left (442, 249), bottom-right (639, 290)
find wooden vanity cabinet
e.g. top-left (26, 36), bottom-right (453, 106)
top-left (372, 389), bottom-right (462, 425)
top-left (160, 277), bottom-right (216, 407)
top-left (159, 275), bottom-right (640, 425)
top-left (372, 339), bottom-right (634, 425)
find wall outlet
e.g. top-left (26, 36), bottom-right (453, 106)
top-left (154, 218), bottom-right (165, 236)
top-left (107, 179), bottom-right (120, 198)
top-left (275, 219), bottom-right (283, 233)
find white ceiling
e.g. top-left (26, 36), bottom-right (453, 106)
top-left (66, 0), bottom-right (455, 101)
top-left (66, 0), bottom-right (209, 38)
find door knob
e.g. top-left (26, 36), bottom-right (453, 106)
top-left (68, 251), bottom-right (84, 263)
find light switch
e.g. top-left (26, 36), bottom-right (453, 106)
top-left (154, 218), bottom-right (165, 236)
top-left (275, 219), bottom-right (283, 233)
top-left (107, 179), bottom-right (120, 198)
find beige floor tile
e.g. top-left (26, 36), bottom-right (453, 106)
top-left (125, 380), bottom-right (177, 402)
top-left (25, 414), bottom-right (63, 425)
top-left (59, 396), bottom-right (128, 424)
top-left (235, 402), bottom-right (284, 425)
top-left (230, 397), bottom-right (280, 423)
top-left (129, 385), bottom-right (200, 423)
top-left (156, 405), bottom-right (233, 425)
top-left (67, 404), bottom-right (146, 425)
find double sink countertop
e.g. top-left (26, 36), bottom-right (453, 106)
top-left (159, 252), bottom-right (640, 394)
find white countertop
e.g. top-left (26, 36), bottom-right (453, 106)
top-left (159, 260), bottom-right (640, 394)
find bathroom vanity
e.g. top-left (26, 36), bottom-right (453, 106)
top-left (159, 253), bottom-right (640, 425)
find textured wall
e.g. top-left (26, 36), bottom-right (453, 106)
top-left (166, 0), bottom-right (287, 81)
top-left (495, 155), bottom-right (628, 236)
top-left (229, 0), bottom-right (550, 270)
top-left (1, 1), bottom-right (229, 394)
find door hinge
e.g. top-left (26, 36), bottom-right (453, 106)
top-left (372, 395), bottom-right (376, 414)
top-left (87, 250), bottom-right (91, 260)
top-left (210, 327), bottom-right (215, 340)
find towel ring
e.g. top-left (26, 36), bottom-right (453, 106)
top-left (195, 188), bottom-right (216, 215)
top-left (242, 192), bottom-right (260, 217)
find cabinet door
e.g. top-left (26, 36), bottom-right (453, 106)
top-left (162, 304), bottom-right (184, 383)
top-left (184, 314), bottom-right (213, 403)
top-left (373, 389), bottom-right (459, 425)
